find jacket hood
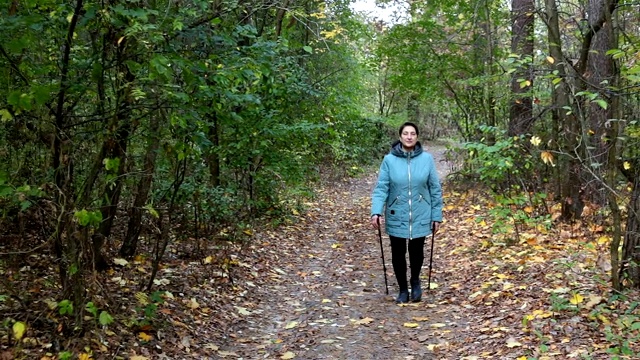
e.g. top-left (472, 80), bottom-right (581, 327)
top-left (390, 140), bottom-right (424, 158)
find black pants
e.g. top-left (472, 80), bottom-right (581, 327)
top-left (389, 236), bottom-right (425, 291)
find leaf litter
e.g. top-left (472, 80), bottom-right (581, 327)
top-left (3, 146), bottom-right (639, 359)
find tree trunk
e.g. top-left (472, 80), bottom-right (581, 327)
top-left (507, 0), bottom-right (535, 136)
top-left (52, 0), bottom-right (85, 323)
top-left (583, 0), bottom-right (617, 205)
top-left (95, 33), bottom-right (137, 267)
top-left (120, 112), bottom-right (162, 258)
top-left (621, 176), bottom-right (640, 287)
top-left (207, 110), bottom-right (221, 187)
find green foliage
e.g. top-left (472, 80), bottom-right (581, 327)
top-left (463, 126), bottom-right (534, 186)
top-left (86, 302), bottom-right (114, 326)
top-left (58, 300), bottom-right (73, 316)
top-left (73, 209), bottom-right (103, 227)
top-left (602, 300), bottom-right (640, 358)
top-left (57, 351), bottom-right (73, 360)
top-left (0, 171), bottom-right (46, 215)
top-left (464, 126), bottom-right (551, 241)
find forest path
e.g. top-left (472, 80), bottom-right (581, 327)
top-left (216, 143), bottom-right (469, 359)
top-left (209, 141), bottom-right (615, 360)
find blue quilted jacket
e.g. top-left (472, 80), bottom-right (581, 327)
top-left (371, 141), bottom-right (443, 239)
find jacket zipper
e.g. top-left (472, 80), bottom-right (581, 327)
top-left (389, 196), bottom-right (399, 208)
top-left (407, 152), bottom-right (413, 240)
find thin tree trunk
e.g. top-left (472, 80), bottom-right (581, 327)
top-left (52, 0), bottom-right (84, 323)
top-left (508, 0), bottom-right (535, 136)
top-left (207, 110), bottom-right (221, 187)
top-left (584, 0), bottom-right (616, 205)
top-left (120, 112), bottom-right (162, 258)
top-left (621, 176), bottom-right (640, 287)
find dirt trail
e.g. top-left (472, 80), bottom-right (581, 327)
top-left (217, 144), bottom-right (464, 359)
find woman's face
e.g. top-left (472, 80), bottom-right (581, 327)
top-left (400, 125), bottom-right (418, 150)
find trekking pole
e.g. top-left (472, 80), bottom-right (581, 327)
top-left (377, 217), bottom-right (389, 295)
top-left (427, 223), bottom-right (436, 291)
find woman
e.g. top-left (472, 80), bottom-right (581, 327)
top-left (371, 122), bottom-right (443, 304)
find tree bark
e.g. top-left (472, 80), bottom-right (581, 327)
top-left (621, 176), bottom-right (640, 287)
top-left (583, 0), bottom-right (617, 205)
top-left (507, 0), bottom-right (535, 136)
top-left (120, 112), bottom-right (162, 258)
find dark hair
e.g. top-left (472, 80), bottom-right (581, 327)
top-left (398, 122), bottom-right (419, 136)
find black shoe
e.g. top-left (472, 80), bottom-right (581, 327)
top-left (396, 290), bottom-right (409, 304)
top-left (410, 278), bottom-right (422, 302)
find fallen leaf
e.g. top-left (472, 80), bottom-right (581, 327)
top-left (353, 317), bottom-right (374, 325)
top-left (12, 321), bottom-right (26, 340)
top-left (187, 298), bottom-right (199, 309)
top-left (506, 337), bottom-right (522, 348)
top-left (138, 332), bottom-right (152, 342)
top-left (281, 351), bottom-right (296, 359)
top-left (569, 293), bottom-right (584, 305)
top-left (403, 322), bottom-right (420, 328)
top-left (113, 258), bottom-right (128, 266)
top-left (584, 295), bottom-right (603, 310)
top-left (285, 321), bottom-right (298, 329)
top-left (235, 306), bottom-right (252, 315)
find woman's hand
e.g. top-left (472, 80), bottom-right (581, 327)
top-left (371, 215), bottom-right (384, 229)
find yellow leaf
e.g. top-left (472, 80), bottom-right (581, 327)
top-left (412, 317), bottom-right (429, 322)
top-left (570, 293), bottom-right (584, 305)
top-left (403, 322), bottom-right (420, 328)
top-left (426, 344), bottom-right (439, 351)
top-left (322, 299), bottom-right (331, 303)
top-left (243, 229), bottom-right (253, 236)
top-left (135, 292), bottom-right (149, 305)
top-left (281, 351), bottom-right (296, 359)
top-left (517, 357), bottom-right (528, 360)
top-left (78, 353), bottom-right (92, 360)
top-left (541, 151), bottom-right (556, 166)
top-left (292, 209), bottom-right (300, 216)
top-left (428, 282), bottom-right (439, 289)
top-left (546, 56), bottom-right (555, 64)
top-left (285, 321), bottom-right (298, 329)
top-left (506, 337), bottom-right (522, 347)
top-left (598, 314), bottom-right (610, 324)
top-left (430, 323), bottom-right (446, 328)
top-left (12, 321), bottom-right (26, 340)
top-left (204, 256), bottom-right (214, 264)
top-left (354, 317), bottom-right (374, 325)
top-left (331, 243), bottom-right (342, 249)
top-left (524, 206), bottom-right (534, 213)
top-left (130, 357), bottom-right (150, 360)
top-left (138, 332), bottom-right (153, 341)
top-left (624, 161), bottom-right (631, 170)
top-left (530, 136), bottom-right (542, 146)
top-left (187, 298), bottom-right (200, 309)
